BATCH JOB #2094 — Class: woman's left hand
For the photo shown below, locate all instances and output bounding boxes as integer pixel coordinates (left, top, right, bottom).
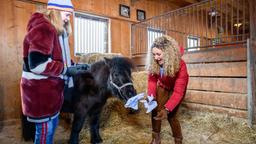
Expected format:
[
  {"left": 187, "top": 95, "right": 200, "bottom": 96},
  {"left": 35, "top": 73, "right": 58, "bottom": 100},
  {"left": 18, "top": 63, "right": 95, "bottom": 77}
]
[{"left": 154, "top": 109, "right": 168, "bottom": 120}]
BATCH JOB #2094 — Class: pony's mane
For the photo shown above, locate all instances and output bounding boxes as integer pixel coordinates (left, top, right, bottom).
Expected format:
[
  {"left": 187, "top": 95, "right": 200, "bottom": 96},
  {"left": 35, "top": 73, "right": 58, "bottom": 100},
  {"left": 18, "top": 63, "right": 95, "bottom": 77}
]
[
  {"left": 110, "top": 57, "right": 135, "bottom": 73},
  {"left": 90, "top": 57, "right": 135, "bottom": 76}
]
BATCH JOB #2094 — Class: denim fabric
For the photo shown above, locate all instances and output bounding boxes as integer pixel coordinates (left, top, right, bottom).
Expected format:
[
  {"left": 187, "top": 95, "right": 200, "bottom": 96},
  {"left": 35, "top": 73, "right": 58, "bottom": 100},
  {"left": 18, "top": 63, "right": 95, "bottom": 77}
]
[
  {"left": 160, "top": 67, "right": 164, "bottom": 78},
  {"left": 34, "top": 116, "right": 59, "bottom": 144}
]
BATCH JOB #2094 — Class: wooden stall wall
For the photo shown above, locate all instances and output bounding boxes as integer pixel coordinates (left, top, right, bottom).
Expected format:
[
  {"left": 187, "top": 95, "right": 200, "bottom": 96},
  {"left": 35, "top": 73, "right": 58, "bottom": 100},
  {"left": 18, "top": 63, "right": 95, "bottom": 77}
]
[
  {"left": 34, "top": 0, "right": 178, "bottom": 57},
  {"left": 0, "top": 0, "right": 37, "bottom": 125},
  {"left": 132, "top": 0, "right": 250, "bottom": 71},
  {"left": 0, "top": 0, "right": 178, "bottom": 123},
  {"left": 131, "top": 7, "right": 225, "bottom": 70},
  {"left": 130, "top": 14, "right": 214, "bottom": 70},
  {"left": 248, "top": 0, "right": 256, "bottom": 125},
  {"left": 182, "top": 44, "right": 248, "bottom": 118}
]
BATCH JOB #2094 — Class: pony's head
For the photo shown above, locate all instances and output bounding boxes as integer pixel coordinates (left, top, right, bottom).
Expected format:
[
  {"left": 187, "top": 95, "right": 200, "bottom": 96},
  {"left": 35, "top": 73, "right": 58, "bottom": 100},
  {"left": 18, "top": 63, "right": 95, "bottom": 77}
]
[{"left": 104, "top": 57, "right": 137, "bottom": 102}]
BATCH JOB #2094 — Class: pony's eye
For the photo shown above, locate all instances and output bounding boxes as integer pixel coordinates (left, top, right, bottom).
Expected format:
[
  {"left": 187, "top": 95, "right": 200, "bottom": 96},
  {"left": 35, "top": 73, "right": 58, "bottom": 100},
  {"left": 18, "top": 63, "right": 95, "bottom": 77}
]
[{"left": 114, "top": 73, "right": 118, "bottom": 78}]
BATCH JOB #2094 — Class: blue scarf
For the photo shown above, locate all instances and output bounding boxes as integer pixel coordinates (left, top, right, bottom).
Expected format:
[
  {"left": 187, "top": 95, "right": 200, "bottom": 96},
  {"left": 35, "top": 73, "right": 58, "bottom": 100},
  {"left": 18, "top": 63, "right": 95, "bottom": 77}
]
[
  {"left": 160, "top": 67, "right": 164, "bottom": 78},
  {"left": 59, "top": 29, "right": 74, "bottom": 88}
]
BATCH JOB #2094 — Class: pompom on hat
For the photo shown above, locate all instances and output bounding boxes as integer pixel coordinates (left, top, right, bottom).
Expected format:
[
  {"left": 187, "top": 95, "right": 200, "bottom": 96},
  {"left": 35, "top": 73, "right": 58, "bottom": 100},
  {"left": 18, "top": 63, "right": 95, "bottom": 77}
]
[{"left": 47, "top": 0, "right": 74, "bottom": 12}]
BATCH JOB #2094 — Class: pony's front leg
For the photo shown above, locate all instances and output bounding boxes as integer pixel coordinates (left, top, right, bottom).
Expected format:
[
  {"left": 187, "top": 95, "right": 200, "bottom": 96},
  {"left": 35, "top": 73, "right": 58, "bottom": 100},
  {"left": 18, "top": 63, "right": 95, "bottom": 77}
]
[
  {"left": 69, "top": 114, "right": 86, "bottom": 144},
  {"left": 89, "top": 113, "right": 103, "bottom": 144}
]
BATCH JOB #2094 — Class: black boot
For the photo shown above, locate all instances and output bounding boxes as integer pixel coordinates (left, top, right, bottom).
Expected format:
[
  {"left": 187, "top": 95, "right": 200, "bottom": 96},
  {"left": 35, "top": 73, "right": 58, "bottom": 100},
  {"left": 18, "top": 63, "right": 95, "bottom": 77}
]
[
  {"left": 150, "top": 131, "right": 161, "bottom": 144},
  {"left": 174, "top": 137, "right": 182, "bottom": 144}
]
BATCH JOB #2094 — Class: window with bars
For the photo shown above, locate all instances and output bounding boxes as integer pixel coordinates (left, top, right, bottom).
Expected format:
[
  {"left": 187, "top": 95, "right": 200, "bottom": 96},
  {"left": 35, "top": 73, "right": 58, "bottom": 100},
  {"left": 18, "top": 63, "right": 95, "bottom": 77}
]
[
  {"left": 74, "top": 12, "right": 109, "bottom": 55},
  {"left": 147, "top": 28, "right": 164, "bottom": 50},
  {"left": 187, "top": 35, "right": 200, "bottom": 51},
  {"left": 145, "top": 28, "right": 164, "bottom": 67}
]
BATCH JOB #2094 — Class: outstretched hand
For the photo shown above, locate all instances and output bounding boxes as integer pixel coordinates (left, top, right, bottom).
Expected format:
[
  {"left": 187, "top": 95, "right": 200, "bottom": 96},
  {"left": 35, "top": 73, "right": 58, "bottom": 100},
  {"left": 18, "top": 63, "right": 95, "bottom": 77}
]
[
  {"left": 65, "top": 64, "right": 90, "bottom": 76},
  {"left": 76, "top": 63, "right": 90, "bottom": 71},
  {"left": 154, "top": 109, "right": 168, "bottom": 120}
]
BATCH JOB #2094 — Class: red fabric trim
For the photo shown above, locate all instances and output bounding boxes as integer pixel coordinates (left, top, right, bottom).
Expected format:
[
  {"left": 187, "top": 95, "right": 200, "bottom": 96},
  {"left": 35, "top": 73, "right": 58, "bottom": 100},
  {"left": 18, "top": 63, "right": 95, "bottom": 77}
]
[
  {"left": 40, "top": 123, "right": 45, "bottom": 144},
  {"left": 44, "top": 123, "right": 48, "bottom": 144}
]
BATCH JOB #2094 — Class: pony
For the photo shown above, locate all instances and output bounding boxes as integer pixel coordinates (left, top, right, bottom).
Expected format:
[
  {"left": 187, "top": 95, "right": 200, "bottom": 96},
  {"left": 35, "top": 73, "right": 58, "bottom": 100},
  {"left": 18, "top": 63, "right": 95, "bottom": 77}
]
[
  {"left": 67, "top": 57, "right": 137, "bottom": 144},
  {"left": 22, "top": 56, "right": 137, "bottom": 144}
]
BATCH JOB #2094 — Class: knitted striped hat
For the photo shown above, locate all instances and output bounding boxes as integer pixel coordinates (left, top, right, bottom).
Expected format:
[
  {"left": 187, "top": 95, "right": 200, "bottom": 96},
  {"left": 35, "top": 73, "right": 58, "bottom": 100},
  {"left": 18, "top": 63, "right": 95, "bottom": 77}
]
[{"left": 47, "top": 0, "right": 74, "bottom": 12}]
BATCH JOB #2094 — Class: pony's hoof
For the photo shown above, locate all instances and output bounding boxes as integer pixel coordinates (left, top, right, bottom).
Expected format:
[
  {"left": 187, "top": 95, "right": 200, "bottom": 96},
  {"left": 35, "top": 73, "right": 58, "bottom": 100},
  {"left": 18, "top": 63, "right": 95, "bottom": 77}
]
[
  {"left": 91, "top": 138, "right": 103, "bottom": 144},
  {"left": 69, "top": 141, "right": 78, "bottom": 144},
  {"left": 68, "top": 139, "right": 79, "bottom": 144}
]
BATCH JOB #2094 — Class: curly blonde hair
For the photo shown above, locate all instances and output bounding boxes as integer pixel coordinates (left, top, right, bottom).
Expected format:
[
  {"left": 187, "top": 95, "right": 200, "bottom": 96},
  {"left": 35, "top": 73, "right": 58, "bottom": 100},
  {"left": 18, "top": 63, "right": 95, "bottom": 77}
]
[{"left": 147, "top": 35, "right": 181, "bottom": 77}]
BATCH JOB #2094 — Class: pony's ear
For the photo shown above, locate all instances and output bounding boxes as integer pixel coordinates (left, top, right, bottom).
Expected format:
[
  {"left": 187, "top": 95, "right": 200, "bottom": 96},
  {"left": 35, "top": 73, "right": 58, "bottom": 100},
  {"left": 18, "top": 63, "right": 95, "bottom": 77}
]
[{"left": 103, "top": 57, "right": 111, "bottom": 67}]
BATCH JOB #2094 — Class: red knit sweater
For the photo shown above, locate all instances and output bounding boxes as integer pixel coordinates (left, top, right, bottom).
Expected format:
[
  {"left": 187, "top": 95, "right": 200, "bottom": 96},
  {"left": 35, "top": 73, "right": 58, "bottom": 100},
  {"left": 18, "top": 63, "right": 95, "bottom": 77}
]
[{"left": 147, "top": 60, "right": 189, "bottom": 111}]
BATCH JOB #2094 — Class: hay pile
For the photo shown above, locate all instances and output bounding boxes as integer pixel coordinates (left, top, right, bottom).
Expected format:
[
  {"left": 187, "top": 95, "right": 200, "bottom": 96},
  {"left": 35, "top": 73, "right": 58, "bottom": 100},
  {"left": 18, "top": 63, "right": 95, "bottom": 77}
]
[
  {"left": 79, "top": 97, "right": 154, "bottom": 144},
  {"left": 78, "top": 53, "right": 122, "bottom": 64},
  {"left": 131, "top": 71, "right": 148, "bottom": 94},
  {"left": 79, "top": 105, "right": 256, "bottom": 144},
  {"left": 179, "top": 110, "right": 256, "bottom": 144}
]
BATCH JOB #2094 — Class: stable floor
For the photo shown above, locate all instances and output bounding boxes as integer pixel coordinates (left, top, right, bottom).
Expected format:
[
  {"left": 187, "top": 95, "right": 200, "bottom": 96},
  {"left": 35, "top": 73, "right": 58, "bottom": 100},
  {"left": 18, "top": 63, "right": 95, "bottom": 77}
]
[{"left": 0, "top": 106, "right": 256, "bottom": 144}]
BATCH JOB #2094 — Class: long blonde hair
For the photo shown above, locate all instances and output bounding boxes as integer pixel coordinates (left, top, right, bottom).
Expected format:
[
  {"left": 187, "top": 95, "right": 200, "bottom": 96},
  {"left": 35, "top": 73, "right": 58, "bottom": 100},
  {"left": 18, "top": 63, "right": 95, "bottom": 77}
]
[
  {"left": 43, "top": 9, "right": 72, "bottom": 35},
  {"left": 147, "top": 35, "right": 181, "bottom": 77}
]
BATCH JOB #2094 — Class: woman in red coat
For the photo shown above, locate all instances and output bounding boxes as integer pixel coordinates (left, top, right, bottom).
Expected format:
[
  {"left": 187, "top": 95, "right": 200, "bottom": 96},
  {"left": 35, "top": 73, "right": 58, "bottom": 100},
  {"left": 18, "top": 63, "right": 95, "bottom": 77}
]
[
  {"left": 20, "top": 0, "right": 88, "bottom": 143},
  {"left": 147, "top": 35, "right": 189, "bottom": 144}
]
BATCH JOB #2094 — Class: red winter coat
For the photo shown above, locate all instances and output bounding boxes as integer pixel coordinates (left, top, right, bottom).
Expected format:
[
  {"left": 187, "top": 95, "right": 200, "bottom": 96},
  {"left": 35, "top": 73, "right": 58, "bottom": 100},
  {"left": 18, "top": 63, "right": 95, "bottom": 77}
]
[
  {"left": 147, "top": 60, "right": 189, "bottom": 111},
  {"left": 20, "top": 13, "right": 65, "bottom": 118}
]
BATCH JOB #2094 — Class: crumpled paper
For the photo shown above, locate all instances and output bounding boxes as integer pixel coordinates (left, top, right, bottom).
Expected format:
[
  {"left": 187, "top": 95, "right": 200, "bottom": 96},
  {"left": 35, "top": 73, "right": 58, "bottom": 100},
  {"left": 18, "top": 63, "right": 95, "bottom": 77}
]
[{"left": 125, "top": 93, "right": 157, "bottom": 113}]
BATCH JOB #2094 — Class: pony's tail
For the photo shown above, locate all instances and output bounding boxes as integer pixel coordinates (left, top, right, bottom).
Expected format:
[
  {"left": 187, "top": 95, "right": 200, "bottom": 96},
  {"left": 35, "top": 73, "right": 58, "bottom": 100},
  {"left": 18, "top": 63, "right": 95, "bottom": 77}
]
[{"left": 21, "top": 114, "right": 35, "bottom": 141}]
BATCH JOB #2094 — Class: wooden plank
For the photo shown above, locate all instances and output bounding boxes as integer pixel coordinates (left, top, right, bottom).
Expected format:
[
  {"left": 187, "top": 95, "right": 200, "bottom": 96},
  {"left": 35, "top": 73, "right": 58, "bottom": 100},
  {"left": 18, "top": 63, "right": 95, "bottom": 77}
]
[
  {"left": 0, "top": 0, "right": 36, "bottom": 122},
  {"left": 182, "top": 102, "right": 247, "bottom": 118},
  {"left": 135, "top": 66, "right": 146, "bottom": 71},
  {"left": 0, "top": 119, "right": 20, "bottom": 127},
  {"left": 249, "top": 0, "right": 256, "bottom": 126},
  {"left": 183, "top": 46, "right": 247, "bottom": 64},
  {"left": 110, "top": 19, "right": 121, "bottom": 54},
  {"left": 187, "top": 62, "right": 247, "bottom": 77},
  {"left": 111, "top": 20, "right": 132, "bottom": 56},
  {"left": 132, "top": 54, "right": 147, "bottom": 66},
  {"left": 120, "top": 21, "right": 131, "bottom": 56},
  {"left": 188, "top": 77, "right": 247, "bottom": 94},
  {"left": 247, "top": 39, "right": 256, "bottom": 126},
  {"left": 184, "top": 90, "right": 247, "bottom": 110},
  {"left": 249, "top": 0, "right": 256, "bottom": 39}
]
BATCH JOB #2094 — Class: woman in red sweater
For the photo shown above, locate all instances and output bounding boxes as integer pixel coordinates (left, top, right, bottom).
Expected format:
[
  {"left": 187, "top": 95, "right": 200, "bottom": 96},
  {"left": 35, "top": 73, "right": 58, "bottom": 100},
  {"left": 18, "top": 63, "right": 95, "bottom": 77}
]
[{"left": 147, "top": 35, "right": 189, "bottom": 144}]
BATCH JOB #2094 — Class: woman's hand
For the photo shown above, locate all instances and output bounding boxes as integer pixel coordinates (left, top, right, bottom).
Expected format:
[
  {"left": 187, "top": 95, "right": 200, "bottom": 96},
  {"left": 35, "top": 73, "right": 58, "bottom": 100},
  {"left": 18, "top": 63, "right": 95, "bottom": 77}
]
[
  {"left": 154, "top": 109, "right": 168, "bottom": 120},
  {"left": 65, "top": 64, "right": 89, "bottom": 76}
]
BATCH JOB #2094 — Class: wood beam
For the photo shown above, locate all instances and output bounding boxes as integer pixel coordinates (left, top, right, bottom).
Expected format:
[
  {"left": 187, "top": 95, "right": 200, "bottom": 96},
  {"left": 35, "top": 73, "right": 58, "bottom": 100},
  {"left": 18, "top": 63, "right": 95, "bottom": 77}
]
[
  {"left": 183, "top": 0, "right": 200, "bottom": 4},
  {"left": 247, "top": 0, "right": 256, "bottom": 127},
  {"left": 183, "top": 46, "right": 247, "bottom": 64},
  {"left": 187, "top": 62, "right": 247, "bottom": 77},
  {"left": 185, "top": 90, "right": 247, "bottom": 110},
  {"left": 188, "top": 77, "right": 247, "bottom": 93}
]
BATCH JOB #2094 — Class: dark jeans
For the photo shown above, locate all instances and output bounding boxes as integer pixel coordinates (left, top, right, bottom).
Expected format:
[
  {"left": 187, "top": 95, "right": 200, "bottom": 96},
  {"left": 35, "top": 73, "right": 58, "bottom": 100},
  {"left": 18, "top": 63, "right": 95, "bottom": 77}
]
[{"left": 151, "top": 86, "right": 183, "bottom": 140}]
